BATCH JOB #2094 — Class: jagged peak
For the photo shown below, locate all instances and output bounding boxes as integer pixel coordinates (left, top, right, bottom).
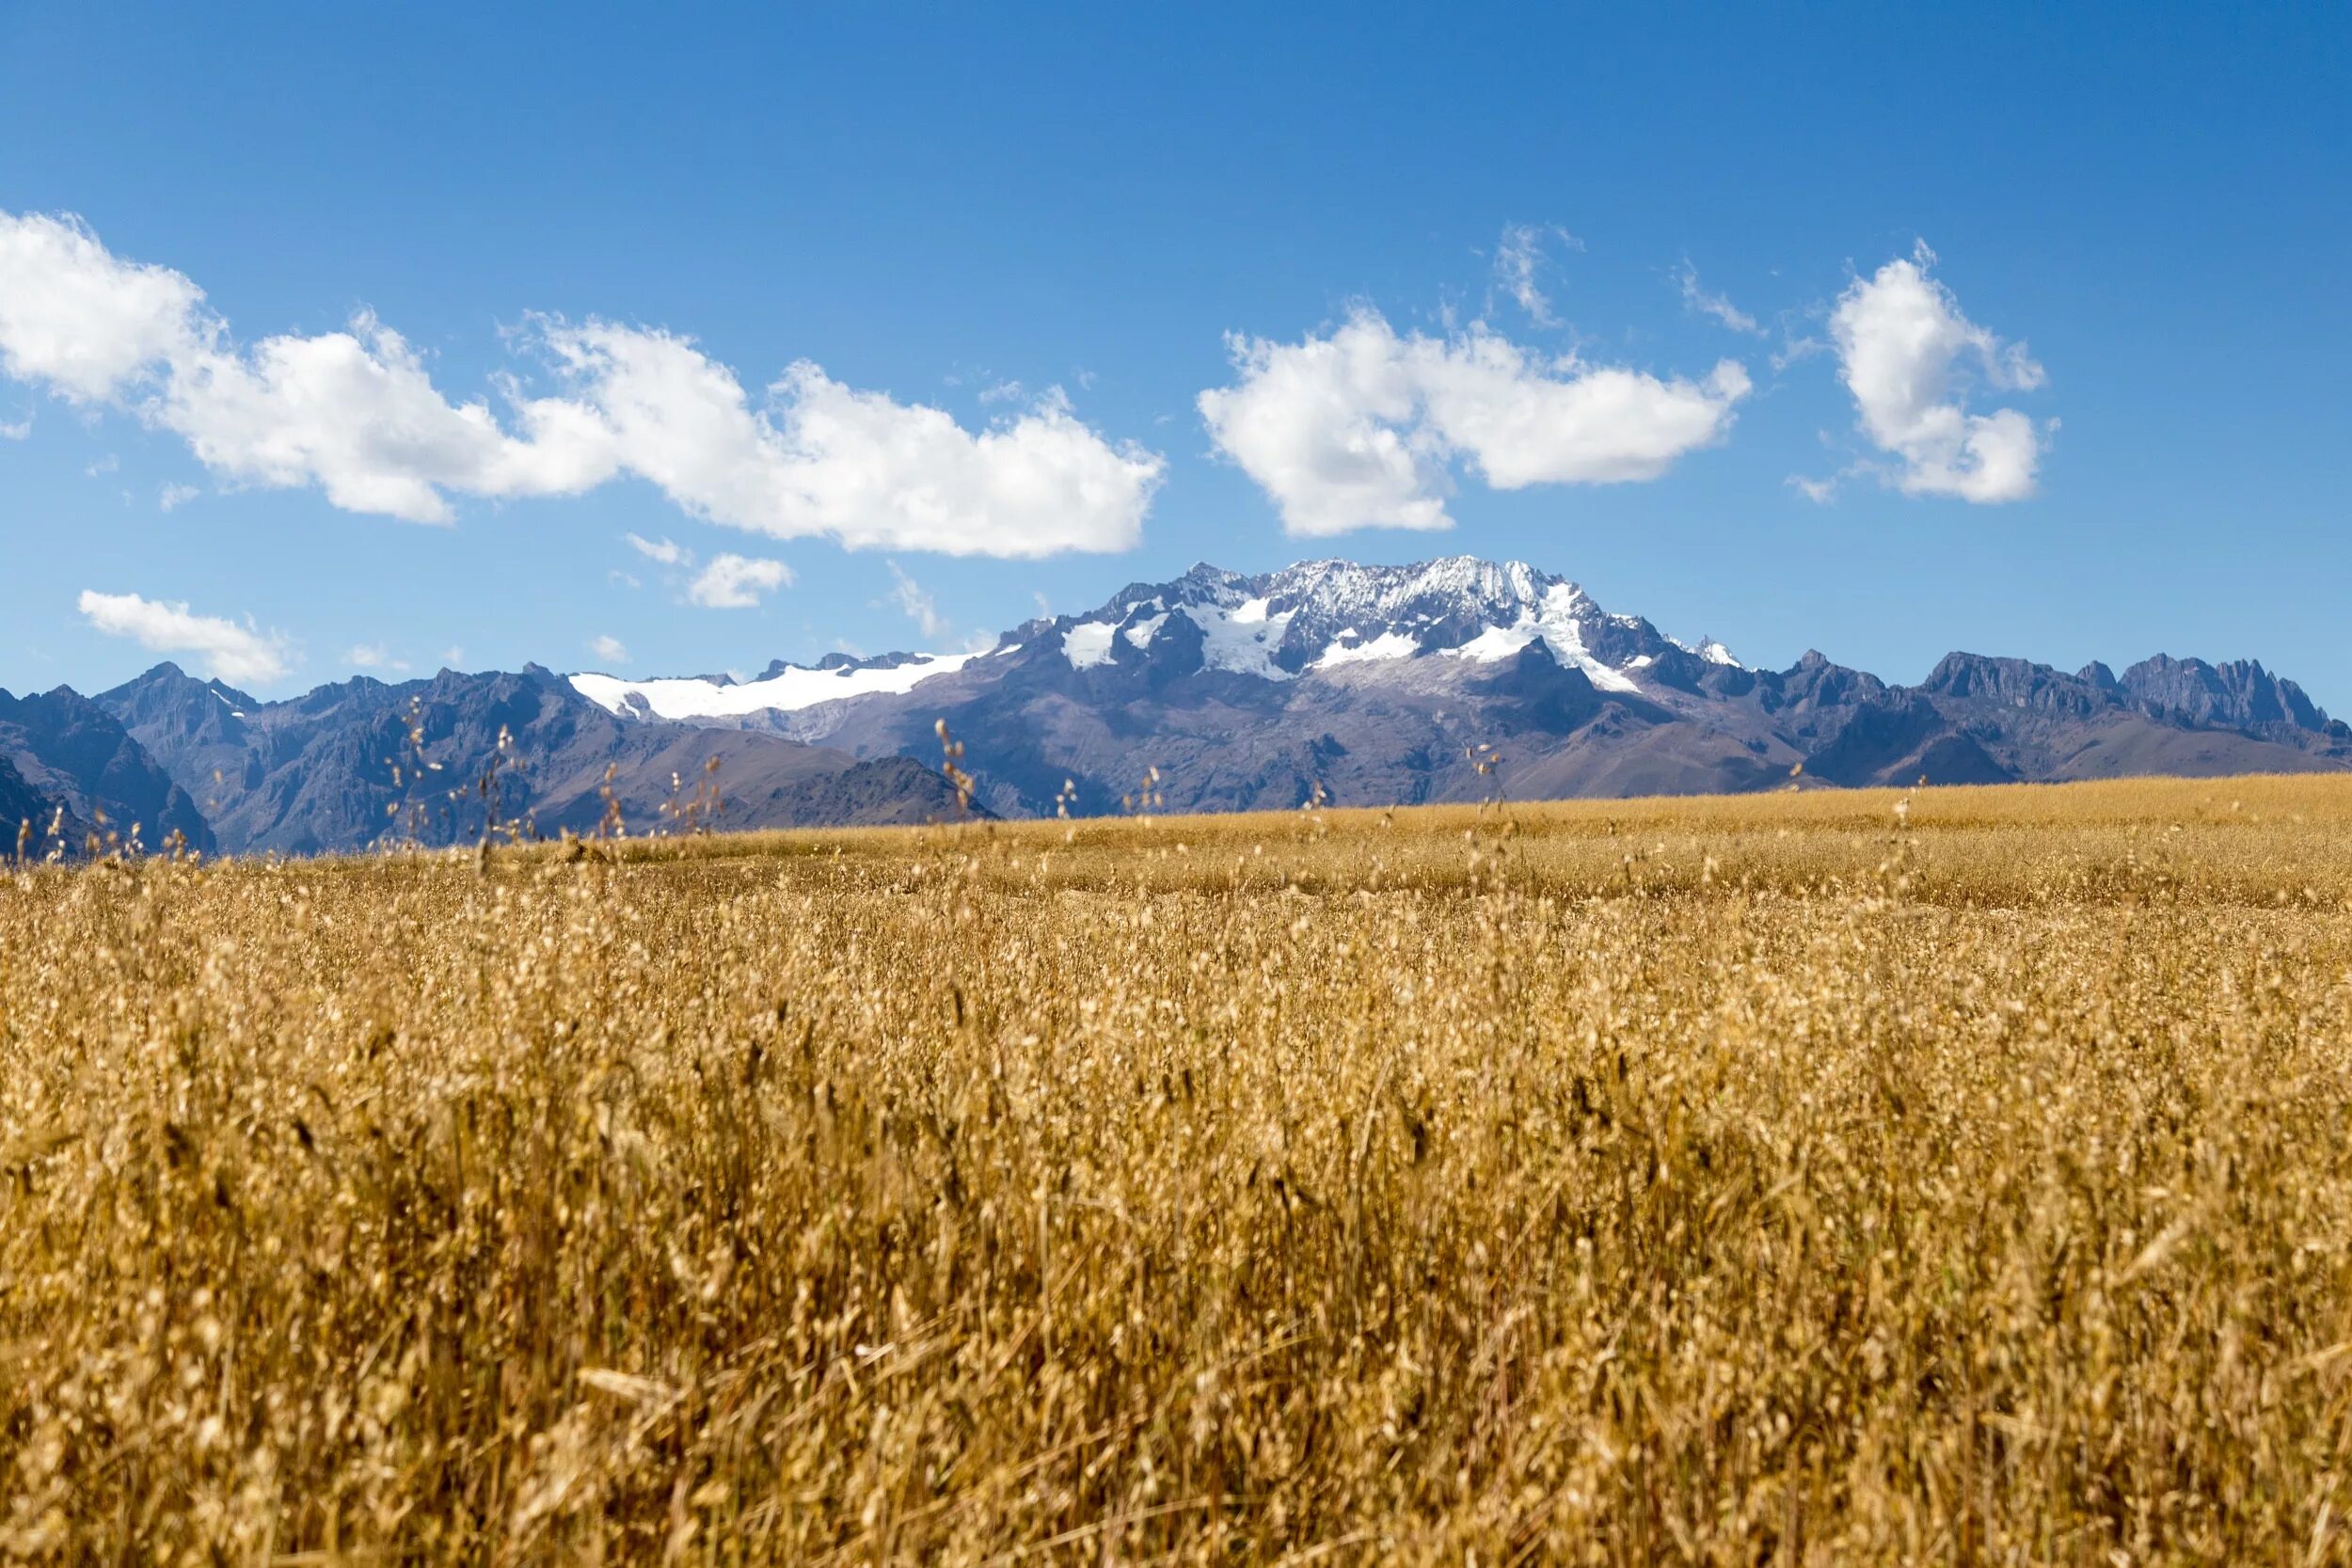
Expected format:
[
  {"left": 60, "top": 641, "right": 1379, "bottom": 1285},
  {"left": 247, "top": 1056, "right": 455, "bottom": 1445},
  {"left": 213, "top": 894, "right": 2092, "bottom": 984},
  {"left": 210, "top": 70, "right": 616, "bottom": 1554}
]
[
  {"left": 2120, "top": 652, "right": 2328, "bottom": 731},
  {"left": 96, "top": 661, "right": 198, "bottom": 700}
]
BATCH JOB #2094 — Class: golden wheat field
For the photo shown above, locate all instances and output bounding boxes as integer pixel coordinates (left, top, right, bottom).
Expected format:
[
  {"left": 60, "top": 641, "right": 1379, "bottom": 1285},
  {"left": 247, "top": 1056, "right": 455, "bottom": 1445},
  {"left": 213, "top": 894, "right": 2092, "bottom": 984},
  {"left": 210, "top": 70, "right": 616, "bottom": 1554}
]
[{"left": 7, "top": 774, "right": 2352, "bottom": 1564}]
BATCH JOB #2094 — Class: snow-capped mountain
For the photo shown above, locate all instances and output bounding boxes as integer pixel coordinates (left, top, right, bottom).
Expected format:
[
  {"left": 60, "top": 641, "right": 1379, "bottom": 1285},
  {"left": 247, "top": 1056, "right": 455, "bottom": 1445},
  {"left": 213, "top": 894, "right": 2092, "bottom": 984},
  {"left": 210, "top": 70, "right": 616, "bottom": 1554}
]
[
  {"left": 567, "top": 554, "right": 2350, "bottom": 820},
  {"left": 575, "top": 557, "right": 1744, "bottom": 721},
  {"left": 1048, "top": 558, "right": 1712, "bottom": 690}
]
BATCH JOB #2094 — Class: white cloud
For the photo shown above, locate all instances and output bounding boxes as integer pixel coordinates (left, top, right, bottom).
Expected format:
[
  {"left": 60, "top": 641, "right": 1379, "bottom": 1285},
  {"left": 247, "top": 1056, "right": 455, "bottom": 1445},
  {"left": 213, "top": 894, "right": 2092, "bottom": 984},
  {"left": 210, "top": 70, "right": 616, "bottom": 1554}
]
[
  {"left": 158, "top": 482, "right": 199, "bottom": 511},
  {"left": 589, "top": 634, "right": 628, "bottom": 665},
  {"left": 687, "top": 551, "right": 791, "bottom": 609},
  {"left": 0, "top": 212, "right": 607, "bottom": 523},
  {"left": 624, "top": 531, "right": 687, "bottom": 564},
  {"left": 1830, "top": 242, "right": 2048, "bottom": 503},
  {"left": 1675, "top": 261, "right": 1761, "bottom": 335},
  {"left": 0, "top": 214, "right": 210, "bottom": 403},
  {"left": 1493, "top": 223, "right": 1578, "bottom": 327},
  {"left": 161, "top": 312, "right": 613, "bottom": 523},
  {"left": 443, "top": 645, "right": 466, "bottom": 668},
  {"left": 0, "top": 209, "right": 1165, "bottom": 553},
  {"left": 0, "top": 415, "right": 28, "bottom": 440},
  {"left": 346, "top": 642, "right": 410, "bottom": 672},
  {"left": 535, "top": 324, "right": 1165, "bottom": 556},
  {"left": 885, "top": 561, "right": 949, "bottom": 640},
  {"left": 1199, "top": 309, "right": 1751, "bottom": 536},
  {"left": 1414, "top": 336, "right": 1753, "bottom": 491},
  {"left": 77, "top": 589, "right": 293, "bottom": 685},
  {"left": 1199, "top": 315, "right": 1448, "bottom": 535}
]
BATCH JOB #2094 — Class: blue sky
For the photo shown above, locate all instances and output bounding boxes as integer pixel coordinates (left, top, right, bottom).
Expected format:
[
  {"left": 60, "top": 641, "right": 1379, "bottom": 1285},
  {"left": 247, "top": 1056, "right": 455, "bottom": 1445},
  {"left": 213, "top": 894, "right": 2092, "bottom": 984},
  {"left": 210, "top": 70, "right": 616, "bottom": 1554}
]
[{"left": 2, "top": 1, "right": 2346, "bottom": 705}]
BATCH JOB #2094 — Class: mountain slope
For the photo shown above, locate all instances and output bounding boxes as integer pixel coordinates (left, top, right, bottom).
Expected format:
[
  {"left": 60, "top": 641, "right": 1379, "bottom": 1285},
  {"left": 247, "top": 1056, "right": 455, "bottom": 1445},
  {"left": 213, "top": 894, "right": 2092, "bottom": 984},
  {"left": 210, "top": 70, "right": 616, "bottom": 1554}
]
[
  {"left": 98, "top": 663, "right": 974, "bottom": 856},
  {"left": 570, "top": 555, "right": 2352, "bottom": 816},
  {"left": 0, "top": 752, "right": 53, "bottom": 852},
  {"left": 0, "top": 684, "right": 217, "bottom": 854}
]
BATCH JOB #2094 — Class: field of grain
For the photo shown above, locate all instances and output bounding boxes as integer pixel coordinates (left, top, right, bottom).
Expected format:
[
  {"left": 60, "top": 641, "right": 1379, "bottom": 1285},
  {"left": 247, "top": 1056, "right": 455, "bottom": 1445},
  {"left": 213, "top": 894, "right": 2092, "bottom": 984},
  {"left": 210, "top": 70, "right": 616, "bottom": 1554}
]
[{"left": 7, "top": 774, "right": 2352, "bottom": 1563}]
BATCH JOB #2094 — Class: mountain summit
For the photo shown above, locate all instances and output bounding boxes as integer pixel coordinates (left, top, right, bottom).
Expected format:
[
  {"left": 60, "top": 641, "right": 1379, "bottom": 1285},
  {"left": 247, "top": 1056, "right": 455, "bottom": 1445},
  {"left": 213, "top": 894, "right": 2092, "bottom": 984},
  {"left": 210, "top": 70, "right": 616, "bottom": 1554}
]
[{"left": 1043, "top": 556, "right": 1727, "bottom": 689}]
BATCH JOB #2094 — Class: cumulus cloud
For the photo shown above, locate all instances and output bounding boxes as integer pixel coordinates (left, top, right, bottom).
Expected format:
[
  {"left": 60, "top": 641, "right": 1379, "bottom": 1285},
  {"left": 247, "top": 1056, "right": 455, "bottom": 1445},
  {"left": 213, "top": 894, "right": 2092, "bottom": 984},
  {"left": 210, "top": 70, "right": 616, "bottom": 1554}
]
[
  {"left": 158, "top": 483, "right": 199, "bottom": 512},
  {"left": 1675, "top": 261, "right": 1761, "bottom": 335},
  {"left": 163, "top": 312, "right": 613, "bottom": 522},
  {"left": 535, "top": 325, "right": 1164, "bottom": 556},
  {"left": 1199, "top": 309, "right": 1751, "bottom": 536},
  {"left": 1200, "top": 314, "right": 1441, "bottom": 534},
  {"left": 1829, "top": 242, "right": 2048, "bottom": 503},
  {"left": 77, "top": 589, "right": 293, "bottom": 685},
  {"left": 686, "top": 552, "right": 791, "bottom": 609},
  {"left": 0, "top": 210, "right": 1165, "bottom": 554},
  {"left": 0, "top": 214, "right": 210, "bottom": 403},
  {"left": 0, "top": 214, "right": 604, "bottom": 523},
  {"left": 588, "top": 634, "right": 629, "bottom": 665},
  {"left": 0, "top": 416, "right": 28, "bottom": 440}
]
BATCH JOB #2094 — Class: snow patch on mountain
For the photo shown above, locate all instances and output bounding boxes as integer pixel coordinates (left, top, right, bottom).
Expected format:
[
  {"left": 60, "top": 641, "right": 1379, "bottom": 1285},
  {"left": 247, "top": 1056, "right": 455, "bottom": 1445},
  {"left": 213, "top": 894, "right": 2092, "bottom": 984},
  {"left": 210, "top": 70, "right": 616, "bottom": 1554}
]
[
  {"left": 572, "top": 649, "right": 996, "bottom": 721},
  {"left": 1062, "top": 622, "right": 1118, "bottom": 670},
  {"left": 1083, "top": 583, "right": 1301, "bottom": 679},
  {"left": 1311, "top": 629, "right": 1422, "bottom": 669},
  {"left": 1438, "top": 582, "right": 1642, "bottom": 691},
  {"left": 1195, "top": 595, "right": 1296, "bottom": 679}
]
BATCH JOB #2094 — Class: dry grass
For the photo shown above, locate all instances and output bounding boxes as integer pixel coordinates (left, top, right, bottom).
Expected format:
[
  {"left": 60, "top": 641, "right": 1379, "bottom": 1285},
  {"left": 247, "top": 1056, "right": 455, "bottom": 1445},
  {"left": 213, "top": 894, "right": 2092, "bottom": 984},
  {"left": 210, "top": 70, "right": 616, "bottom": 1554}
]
[{"left": 7, "top": 773, "right": 2352, "bottom": 1562}]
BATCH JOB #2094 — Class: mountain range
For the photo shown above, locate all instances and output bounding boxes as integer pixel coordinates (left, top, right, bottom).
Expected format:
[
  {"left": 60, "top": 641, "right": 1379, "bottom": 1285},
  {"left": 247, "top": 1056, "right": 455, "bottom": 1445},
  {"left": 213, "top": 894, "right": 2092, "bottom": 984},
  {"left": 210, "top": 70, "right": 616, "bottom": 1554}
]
[
  {"left": 5, "top": 555, "right": 2344, "bottom": 857},
  {"left": 569, "top": 557, "right": 2350, "bottom": 818}
]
